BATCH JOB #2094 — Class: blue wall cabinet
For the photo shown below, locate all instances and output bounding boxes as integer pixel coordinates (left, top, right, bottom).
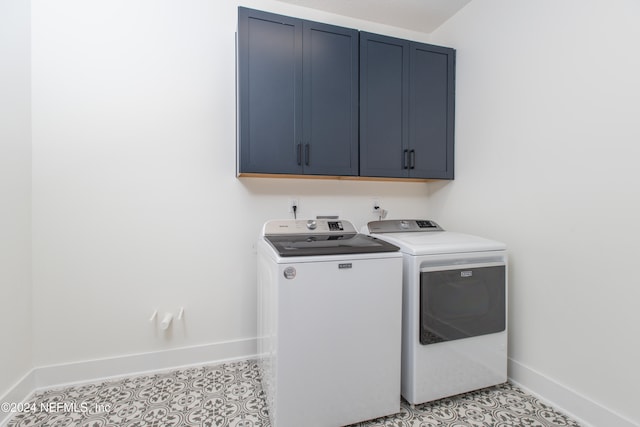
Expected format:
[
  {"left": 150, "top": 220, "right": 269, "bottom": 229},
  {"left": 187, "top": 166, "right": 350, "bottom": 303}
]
[
  {"left": 360, "top": 32, "right": 455, "bottom": 179},
  {"left": 237, "top": 8, "right": 359, "bottom": 176}
]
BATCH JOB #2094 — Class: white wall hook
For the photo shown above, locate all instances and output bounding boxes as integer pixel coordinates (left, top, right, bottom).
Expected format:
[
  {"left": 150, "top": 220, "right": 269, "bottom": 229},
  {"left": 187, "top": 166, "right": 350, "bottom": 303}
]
[{"left": 160, "top": 312, "right": 173, "bottom": 330}]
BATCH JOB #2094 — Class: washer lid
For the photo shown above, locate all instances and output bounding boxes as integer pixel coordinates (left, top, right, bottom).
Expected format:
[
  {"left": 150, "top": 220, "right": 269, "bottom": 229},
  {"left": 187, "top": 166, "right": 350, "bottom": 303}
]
[
  {"left": 264, "top": 233, "right": 400, "bottom": 257},
  {"left": 262, "top": 219, "right": 400, "bottom": 257}
]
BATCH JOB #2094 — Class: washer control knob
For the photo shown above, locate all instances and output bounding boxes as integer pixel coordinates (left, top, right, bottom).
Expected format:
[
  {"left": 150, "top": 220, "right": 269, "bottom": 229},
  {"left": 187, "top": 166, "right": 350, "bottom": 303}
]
[
  {"left": 400, "top": 220, "right": 410, "bottom": 229},
  {"left": 306, "top": 220, "right": 317, "bottom": 230}
]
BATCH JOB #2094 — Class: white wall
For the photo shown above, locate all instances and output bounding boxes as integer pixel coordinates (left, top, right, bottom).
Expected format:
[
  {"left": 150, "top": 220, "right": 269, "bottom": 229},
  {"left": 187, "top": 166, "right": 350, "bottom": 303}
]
[
  {"left": 428, "top": 0, "right": 640, "bottom": 424},
  {"left": 30, "top": 0, "right": 432, "bottom": 367},
  {"left": 0, "top": 0, "right": 32, "bottom": 397}
]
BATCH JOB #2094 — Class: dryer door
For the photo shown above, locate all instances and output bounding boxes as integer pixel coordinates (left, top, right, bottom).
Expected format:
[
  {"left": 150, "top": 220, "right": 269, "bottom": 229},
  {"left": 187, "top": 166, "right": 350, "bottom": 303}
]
[{"left": 420, "top": 263, "right": 505, "bottom": 345}]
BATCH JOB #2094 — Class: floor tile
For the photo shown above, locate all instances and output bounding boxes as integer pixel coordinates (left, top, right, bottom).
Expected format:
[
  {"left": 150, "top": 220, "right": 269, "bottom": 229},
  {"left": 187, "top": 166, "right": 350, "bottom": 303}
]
[{"left": 6, "top": 359, "right": 580, "bottom": 427}]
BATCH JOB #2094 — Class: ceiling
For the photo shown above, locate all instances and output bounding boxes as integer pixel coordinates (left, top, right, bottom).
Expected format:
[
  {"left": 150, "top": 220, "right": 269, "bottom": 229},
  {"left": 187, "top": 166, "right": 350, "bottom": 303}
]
[{"left": 274, "top": 0, "right": 472, "bottom": 33}]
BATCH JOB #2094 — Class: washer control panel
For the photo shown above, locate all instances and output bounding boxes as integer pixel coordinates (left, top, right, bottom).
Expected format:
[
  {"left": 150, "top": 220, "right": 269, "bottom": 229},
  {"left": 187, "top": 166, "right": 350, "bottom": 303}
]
[
  {"left": 265, "top": 219, "right": 353, "bottom": 236},
  {"left": 367, "top": 219, "right": 444, "bottom": 233}
]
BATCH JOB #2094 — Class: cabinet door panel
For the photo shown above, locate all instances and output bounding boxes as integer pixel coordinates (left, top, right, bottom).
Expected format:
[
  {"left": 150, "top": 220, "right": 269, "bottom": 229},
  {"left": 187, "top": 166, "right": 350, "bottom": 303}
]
[
  {"left": 409, "top": 43, "right": 455, "bottom": 179},
  {"left": 238, "top": 8, "right": 303, "bottom": 174},
  {"left": 360, "top": 33, "right": 409, "bottom": 178},
  {"left": 303, "top": 22, "right": 358, "bottom": 175},
  {"left": 239, "top": 9, "right": 455, "bottom": 180}
]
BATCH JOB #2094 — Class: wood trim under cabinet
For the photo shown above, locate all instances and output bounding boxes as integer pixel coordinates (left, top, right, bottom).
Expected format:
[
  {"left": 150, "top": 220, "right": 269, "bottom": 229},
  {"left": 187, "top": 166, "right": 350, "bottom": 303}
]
[{"left": 237, "top": 173, "right": 437, "bottom": 183}]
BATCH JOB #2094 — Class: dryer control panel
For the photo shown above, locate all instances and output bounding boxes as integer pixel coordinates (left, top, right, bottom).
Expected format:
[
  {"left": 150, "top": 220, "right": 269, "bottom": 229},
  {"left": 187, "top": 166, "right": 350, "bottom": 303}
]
[{"left": 367, "top": 219, "right": 444, "bottom": 233}]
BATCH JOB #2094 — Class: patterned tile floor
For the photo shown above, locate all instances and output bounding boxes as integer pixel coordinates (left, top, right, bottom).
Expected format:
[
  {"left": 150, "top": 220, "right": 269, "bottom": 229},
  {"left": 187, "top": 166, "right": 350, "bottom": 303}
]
[{"left": 5, "top": 359, "right": 581, "bottom": 427}]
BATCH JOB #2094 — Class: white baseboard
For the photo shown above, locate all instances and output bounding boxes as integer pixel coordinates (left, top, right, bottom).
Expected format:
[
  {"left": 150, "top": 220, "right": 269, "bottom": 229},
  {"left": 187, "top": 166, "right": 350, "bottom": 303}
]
[
  {"left": 0, "top": 337, "right": 257, "bottom": 427},
  {"left": 508, "top": 358, "right": 638, "bottom": 427},
  {"left": 0, "top": 370, "right": 36, "bottom": 427}
]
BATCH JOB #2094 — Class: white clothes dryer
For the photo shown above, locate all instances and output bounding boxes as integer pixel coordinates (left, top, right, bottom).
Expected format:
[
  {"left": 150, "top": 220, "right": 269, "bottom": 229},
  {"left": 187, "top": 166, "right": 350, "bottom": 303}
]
[{"left": 365, "top": 219, "right": 508, "bottom": 405}]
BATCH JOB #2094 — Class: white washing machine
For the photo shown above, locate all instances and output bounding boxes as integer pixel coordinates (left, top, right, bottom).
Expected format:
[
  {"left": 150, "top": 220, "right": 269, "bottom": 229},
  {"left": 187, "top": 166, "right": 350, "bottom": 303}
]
[
  {"left": 257, "top": 219, "right": 403, "bottom": 427},
  {"left": 365, "top": 219, "right": 508, "bottom": 405}
]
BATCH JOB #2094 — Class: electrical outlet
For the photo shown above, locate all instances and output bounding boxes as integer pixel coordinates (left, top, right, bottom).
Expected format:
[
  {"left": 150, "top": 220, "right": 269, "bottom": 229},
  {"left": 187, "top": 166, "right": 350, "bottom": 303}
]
[{"left": 372, "top": 198, "right": 381, "bottom": 213}]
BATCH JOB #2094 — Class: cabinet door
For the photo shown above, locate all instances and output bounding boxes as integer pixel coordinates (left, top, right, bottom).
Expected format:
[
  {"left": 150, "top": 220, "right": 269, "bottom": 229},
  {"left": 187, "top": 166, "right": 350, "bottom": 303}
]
[
  {"left": 359, "top": 32, "right": 410, "bottom": 178},
  {"left": 237, "top": 8, "right": 303, "bottom": 174},
  {"left": 302, "top": 22, "right": 359, "bottom": 176},
  {"left": 409, "top": 42, "right": 455, "bottom": 179}
]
